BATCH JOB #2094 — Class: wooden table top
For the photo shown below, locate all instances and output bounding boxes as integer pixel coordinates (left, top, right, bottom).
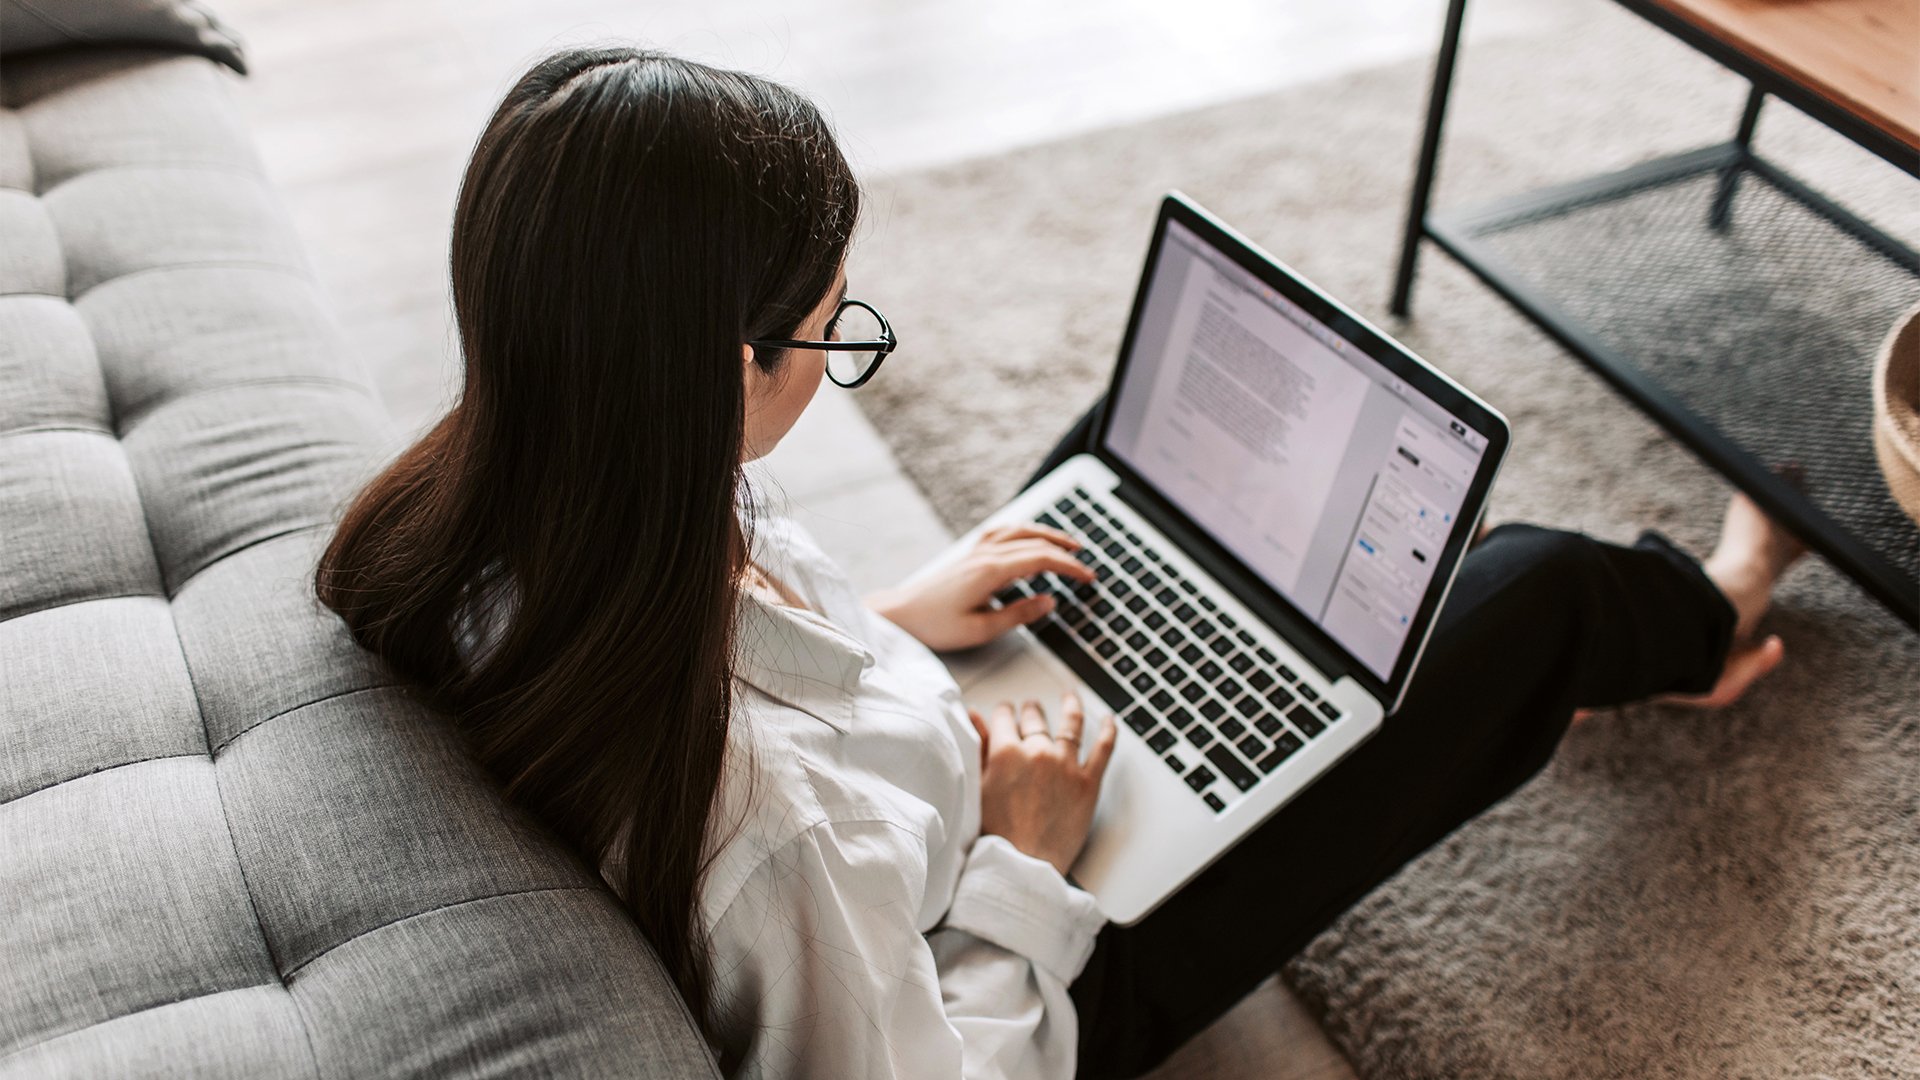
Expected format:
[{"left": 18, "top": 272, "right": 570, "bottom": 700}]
[{"left": 1643, "top": 0, "right": 1920, "bottom": 155}]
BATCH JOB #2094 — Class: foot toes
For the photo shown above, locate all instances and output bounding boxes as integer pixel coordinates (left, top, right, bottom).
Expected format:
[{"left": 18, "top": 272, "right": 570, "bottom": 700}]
[{"left": 1669, "top": 634, "right": 1785, "bottom": 709}]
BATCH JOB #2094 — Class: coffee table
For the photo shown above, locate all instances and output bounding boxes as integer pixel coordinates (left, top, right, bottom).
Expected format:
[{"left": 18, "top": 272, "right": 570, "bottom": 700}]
[{"left": 1389, "top": 0, "right": 1920, "bottom": 629}]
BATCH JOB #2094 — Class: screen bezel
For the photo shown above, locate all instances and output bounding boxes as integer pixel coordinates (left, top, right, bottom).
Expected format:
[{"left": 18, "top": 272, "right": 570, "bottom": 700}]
[{"left": 1094, "top": 192, "right": 1510, "bottom": 712}]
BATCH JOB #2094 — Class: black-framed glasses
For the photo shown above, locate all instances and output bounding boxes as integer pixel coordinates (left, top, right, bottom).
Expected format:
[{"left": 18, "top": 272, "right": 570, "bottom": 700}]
[{"left": 748, "top": 298, "right": 897, "bottom": 389}]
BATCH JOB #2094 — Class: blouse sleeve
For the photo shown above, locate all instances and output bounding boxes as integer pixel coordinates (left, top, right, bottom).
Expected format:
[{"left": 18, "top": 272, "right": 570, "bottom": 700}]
[{"left": 710, "top": 821, "right": 1105, "bottom": 1080}]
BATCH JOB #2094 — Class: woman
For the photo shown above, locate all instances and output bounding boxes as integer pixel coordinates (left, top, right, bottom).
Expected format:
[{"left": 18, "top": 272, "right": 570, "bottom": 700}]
[{"left": 317, "top": 47, "right": 1802, "bottom": 1079}]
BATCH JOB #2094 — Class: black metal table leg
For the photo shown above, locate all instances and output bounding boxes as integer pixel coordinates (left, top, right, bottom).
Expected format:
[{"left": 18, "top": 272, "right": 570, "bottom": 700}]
[
  {"left": 1708, "top": 85, "right": 1766, "bottom": 229},
  {"left": 1390, "top": 0, "right": 1471, "bottom": 317}
]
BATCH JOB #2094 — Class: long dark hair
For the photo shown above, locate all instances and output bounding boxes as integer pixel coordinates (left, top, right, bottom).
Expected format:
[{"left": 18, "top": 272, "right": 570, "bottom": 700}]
[{"left": 315, "top": 47, "right": 859, "bottom": 1036}]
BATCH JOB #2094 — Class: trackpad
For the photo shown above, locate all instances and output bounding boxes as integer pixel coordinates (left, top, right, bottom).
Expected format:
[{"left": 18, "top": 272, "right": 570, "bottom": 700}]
[{"left": 948, "top": 635, "right": 1121, "bottom": 720}]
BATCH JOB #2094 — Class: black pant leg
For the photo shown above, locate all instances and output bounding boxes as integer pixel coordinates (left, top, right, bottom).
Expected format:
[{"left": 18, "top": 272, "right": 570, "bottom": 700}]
[{"left": 1069, "top": 524, "right": 1737, "bottom": 1079}]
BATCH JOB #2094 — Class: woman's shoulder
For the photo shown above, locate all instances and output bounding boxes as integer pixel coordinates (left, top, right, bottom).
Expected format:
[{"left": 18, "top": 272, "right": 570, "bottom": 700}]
[{"left": 700, "top": 680, "right": 940, "bottom": 926}]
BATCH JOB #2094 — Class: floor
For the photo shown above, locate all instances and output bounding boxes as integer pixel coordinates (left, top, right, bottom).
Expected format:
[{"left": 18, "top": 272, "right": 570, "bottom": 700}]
[{"left": 214, "top": 0, "right": 1546, "bottom": 1074}]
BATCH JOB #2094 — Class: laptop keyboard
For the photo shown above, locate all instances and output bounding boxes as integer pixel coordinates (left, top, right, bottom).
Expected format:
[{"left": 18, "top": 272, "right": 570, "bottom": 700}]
[{"left": 994, "top": 486, "right": 1346, "bottom": 813}]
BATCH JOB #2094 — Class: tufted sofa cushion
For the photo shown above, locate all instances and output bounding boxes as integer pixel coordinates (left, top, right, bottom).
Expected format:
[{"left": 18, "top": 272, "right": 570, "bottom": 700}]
[{"left": 0, "top": 47, "right": 718, "bottom": 1078}]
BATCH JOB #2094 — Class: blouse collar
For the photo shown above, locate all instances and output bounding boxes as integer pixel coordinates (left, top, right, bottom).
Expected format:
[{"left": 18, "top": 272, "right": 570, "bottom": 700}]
[{"left": 731, "top": 589, "right": 872, "bottom": 735}]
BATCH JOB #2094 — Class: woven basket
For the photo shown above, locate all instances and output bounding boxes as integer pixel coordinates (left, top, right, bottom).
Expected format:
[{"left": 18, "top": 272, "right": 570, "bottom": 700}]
[{"left": 1876, "top": 303, "right": 1920, "bottom": 527}]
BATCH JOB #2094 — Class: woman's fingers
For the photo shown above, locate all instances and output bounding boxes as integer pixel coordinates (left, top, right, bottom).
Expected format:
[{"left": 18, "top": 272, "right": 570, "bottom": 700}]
[
  {"left": 1082, "top": 711, "right": 1118, "bottom": 780},
  {"left": 986, "top": 701, "right": 1021, "bottom": 747},
  {"left": 983, "top": 541, "right": 1094, "bottom": 586},
  {"left": 1017, "top": 699, "right": 1050, "bottom": 740},
  {"left": 1055, "top": 691, "right": 1085, "bottom": 747},
  {"left": 983, "top": 522, "right": 1081, "bottom": 551},
  {"left": 981, "top": 593, "right": 1055, "bottom": 637}
]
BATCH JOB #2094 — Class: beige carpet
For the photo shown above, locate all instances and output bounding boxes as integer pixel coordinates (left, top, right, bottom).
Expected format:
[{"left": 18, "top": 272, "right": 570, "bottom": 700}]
[{"left": 849, "top": 2, "right": 1920, "bottom": 1076}]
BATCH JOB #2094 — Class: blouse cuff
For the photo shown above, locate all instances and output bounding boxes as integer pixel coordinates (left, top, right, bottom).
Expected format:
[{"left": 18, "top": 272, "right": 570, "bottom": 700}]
[{"left": 943, "top": 834, "right": 1108, "bottom": 982}]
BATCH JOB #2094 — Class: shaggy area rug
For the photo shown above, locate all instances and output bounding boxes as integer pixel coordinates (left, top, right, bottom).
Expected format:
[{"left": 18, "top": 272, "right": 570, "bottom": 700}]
[{"left": 849, "top": 1, "right": 1920, "bottom": 1076}]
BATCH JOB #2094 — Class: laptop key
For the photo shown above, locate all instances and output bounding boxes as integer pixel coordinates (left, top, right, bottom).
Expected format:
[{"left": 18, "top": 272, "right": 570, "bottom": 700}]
[
  {"left": 1206, "top": 746, "right": 1259, "bottom": 792},
  {"left": 1155, "top": 587, "right": 1179, "bottom": 606},
  {"left": 1278, "top": 730, "right": 1304, "bottom": 753},
  {"left": 1197, "top": 660, "right": 1223, "bottom": 682},
  {"left": 1122, "top": 708, "right": 1155, "bottom": 735},
  {"left": 1110, "top": 614, "right": 1133, "bottom": 634},
  {"left": 1164, "top": 753, "right": 1185, "bottom": 773},
  {"left": 1148, "top": 689, "right": 1175, "bottom": 711},
  {"left": 1228, "top": 654, "right": 1254, "bottom": 673},
  {"left": 1209, "top": 636, "right": 1234, "bottom": 656},
  {"left": 1317, "top": 701, "right": 1342, "bottom": 722},
  {"left": 1255, "top": 715, "right": 1283, "bottom": 737},
  {"left": 1126, "top": 631, "right": 1150, "bottom": 651},
  {"left": 1234, "top": 695, "right": 1263, "bottom": 719},
  {"left": 1125, "top": 595, "right": 1149, "bottom": 614},
  {"left": 1094, "top": 639, "right": 1119, "bottom": 659},
  {"left": 1298, "top": 684, "right": 1321, "bottom": 703},
  {"left": 1218, "top": 717, "right": 1245, "bottom": 740},
  {"left": 1168, "top": 707, "right": 1198, "bottom": 731},
  {"left": 1163, "top": 628, "right": 1187, "bottom": 648},
  {"left": 1236, "top": 734, "right": 1265, "bottom": 760},
  {"left": 1255, "top": 734, "right": 1303, "bottom": 773},
  {"left": 1146, "top": 728, "right": 1177, "bottom": 753},
  {"left": 1114, "top": 655, "right": 1138, "bottom": 676},
  {"left": 1248, "top": 670, "right": 1275, "bottom": 691},
  {"left": 1143, "top": 646, "right": 1168, "bottom": 667},
  {"left": 1204, "top": 791, "right": 1227, "bottom": 813},
  {"left": 1185, "top": 766, "right": 1216, "bottom": 792},
  {"left": 1287, "top": 703, "right": 1326, "bottom": 738},
  {"left": 1179, "top": 644, "right": 1205, "bottom": 664},
  {"left": 1180, "top": 682, "right": 1207, "bottom": 703},
  {"left": 1256, "top": 646, "right": 1278, "bottom": 665},
  {"left": 1278, "top": 664, "right": 1298, "bottom": 683},
  {"left": 1130, "top": 672, "right": 1155, "bottom": 695},
  {"left": 1193, "top": 618, "right": 1218, "bottom": 639},
  {"left": 1036, "top": 622, "right": 1131, "bottom": 708},
  {"left": 1199, "top": 699, "right": 1226, "bottom": 721},
  {"left": 1143, "top": 611, "right": 1167, "bottom": 630},
  {"left": 1187, "top": 726, "right": 1215, "bottom": 749},
  {"left": 1173, "top": 603, "right": 1197, "bottom": 622}
]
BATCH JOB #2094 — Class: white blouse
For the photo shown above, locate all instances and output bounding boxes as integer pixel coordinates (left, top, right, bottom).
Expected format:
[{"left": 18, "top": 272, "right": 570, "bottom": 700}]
[{"left": 688, "top": 514, "right": 1107, "bottom": 1079}]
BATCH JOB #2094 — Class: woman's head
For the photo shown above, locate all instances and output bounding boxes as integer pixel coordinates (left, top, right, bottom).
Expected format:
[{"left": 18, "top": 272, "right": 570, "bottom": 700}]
[
  {"left": 316, "top": 46, "right": 859, "bottom": 1039},
  {"left": 453, "top": 46, "right": 860, "bottom": 471}
]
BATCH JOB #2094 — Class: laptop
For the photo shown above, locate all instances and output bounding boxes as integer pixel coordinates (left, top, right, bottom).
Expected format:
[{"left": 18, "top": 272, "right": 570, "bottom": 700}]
[{"left": 908, "top": 193, "right": 1510, "bottom": 925}]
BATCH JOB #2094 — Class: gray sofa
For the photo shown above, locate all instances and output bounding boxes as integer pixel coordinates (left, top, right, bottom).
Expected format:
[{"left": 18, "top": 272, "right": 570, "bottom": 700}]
[{"left": 0, "top": 26, "right": 717, "bottom": 1080}]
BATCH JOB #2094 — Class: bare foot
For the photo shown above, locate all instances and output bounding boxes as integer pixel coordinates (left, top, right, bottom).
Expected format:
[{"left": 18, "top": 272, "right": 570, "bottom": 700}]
[
  {"left": 1703, "top": 492, "right": 1805, "bottom": 643},
  {"left": 1660, "top": 634, "right": 1786, "bottom": 709},
  {"left": 1659, "top": 492, "right": 1805, "bottom": 709}
]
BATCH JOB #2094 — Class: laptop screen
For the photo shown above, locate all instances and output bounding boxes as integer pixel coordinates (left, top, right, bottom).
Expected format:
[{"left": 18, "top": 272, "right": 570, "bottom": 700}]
[{"left": 1104, "top": 218, "right": 1491, "bottom": 680}]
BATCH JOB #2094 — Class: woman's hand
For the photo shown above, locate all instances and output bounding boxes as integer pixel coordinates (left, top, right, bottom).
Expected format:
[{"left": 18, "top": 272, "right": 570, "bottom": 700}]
[
  {"left": 867, "top": 524, "right": 1095, "bottom": 652},
  {"left": 970, "top": 693, "right": 1118, "bottom": 876}
]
